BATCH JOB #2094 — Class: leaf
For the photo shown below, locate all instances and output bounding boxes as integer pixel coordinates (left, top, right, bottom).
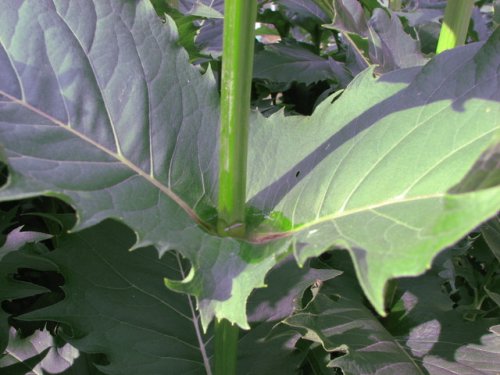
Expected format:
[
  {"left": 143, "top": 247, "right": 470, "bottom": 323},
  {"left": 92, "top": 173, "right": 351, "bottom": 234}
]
[
  {"left": 253, "top": 41, "right": 351, "bottom": 85},
  {"left": 1, "top": 347, "right": 51, "bottom": 375},
  {"left": 283, "top": 255, "right": 430, "bottom": 375},
  {"left": 150, "top": 0, "right": 223, "bottom": 62},
  {"left": 284, "top": 252, "right": 500, "bottom": 375},
  {"left": 470, "top": 7, "right": 492, "bottom": 42},
  {"left": 395, "top": 5, "right": 444, "bottom": 28},
  {"left": 328, "top": 0, "right": 369, "bottom": 36},
  {"left": 278, "top": 0, "right": 330, "bottom": 24},
  {"left": 0, "top": 227, "right": 53, "bottom": 352},
  {"left": 150, "top": 1, "right": 205, "bottom": 62},
  {"left": 482, "top": 215, "right": 500, "bottom": 262},
  {"left": 247, "top": 30, "right": 500, "bottom": 315},
  {"left": 384, "top": 252, "right": 500, "bottom": 375},
  {"left": 0, "top": 0, "right": 219, "bottom": 249},
  {"left": 0, "top": 328, "right": 85, "bottom": 375},
  {"left": 1, "top": 0, "right": 499, "bottom": 332},
  {"left": 2, "top": 221, "right": 213, "bottom": 374},
  {"left": 247, "top": 256, "right": 341, "bottom": 323},
  {"left": 0, "top": 221, "right": 310, "bottom": 374},
  {"left": 195, "top": 18, "right": 224, "bottom": 57},
  {"left": 367, "top": 8, "right": 428, "bottom": 72},
  {"left": 326, "top": 1, "right": 428, "bottom": 72},
  {"left": 0, "top": 226, "right": 51, "bottom": 262},
  {"left": 420, "top": 326, "right": 500, "bottom": 375},
  {"left": 0, "top": 0, "right": 288, "bottom": 331},
  {"left": 237, "top": 322, "right": 306, "bottom": 375},
  {"left": 451, "top": 133, "right": 500, "bottom": 193},
  {"left": 187, "top": 3, "right": 223, "bottom": 19}
]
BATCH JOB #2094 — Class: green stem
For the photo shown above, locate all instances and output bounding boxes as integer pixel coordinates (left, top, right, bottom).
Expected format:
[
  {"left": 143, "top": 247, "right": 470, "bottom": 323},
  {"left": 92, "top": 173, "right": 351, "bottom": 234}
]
[
  {"left": 217, "top": 0, "right": 257, "bottom": 236},
  {"left": 436, "top": 0, "right": 474, "bottom": 54},
  {"left": 214, "top": 319, "right": 240, "bottom": 374},
  {"left": 215, "top": 0, "right": 257, "bottom": 374}
]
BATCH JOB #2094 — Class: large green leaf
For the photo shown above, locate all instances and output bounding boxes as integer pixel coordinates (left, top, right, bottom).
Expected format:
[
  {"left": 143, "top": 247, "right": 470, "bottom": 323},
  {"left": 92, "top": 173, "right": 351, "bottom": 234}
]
[
  {"left": 1, "top": 0, "right": 499, "bottom": 330},
  {"left": 1, "top": 221, "right": 214, "bottom": 374},
  {"left": 0, "top": 221, "right": 319, "bottom": 374},
  {"left": 247, "top": 30, "right": 500, "bottom": 314},
  {"left": 0, "top": 0, "right": 292, "bottom": 331},
  {"left": 0, "top": 0, "right": 219, "bottom": 247}
]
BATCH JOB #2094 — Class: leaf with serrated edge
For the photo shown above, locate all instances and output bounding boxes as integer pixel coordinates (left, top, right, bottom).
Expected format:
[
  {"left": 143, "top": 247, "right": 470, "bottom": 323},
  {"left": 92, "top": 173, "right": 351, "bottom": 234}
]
[
  {"left": 284, "top": 252, "right": 499, "bottom": 375},
  {"left": 0, "top": 0, "right": 287, "bottom": 331},
  {"left": 0, "top": 0, "right": 499, "bottom": 329},
  {"left": 247, "top": 30, "right": 500, "bottom": 315},
  {"left": 0, "top": 0, "right": 219, "bottom": 250},
  {"left": 2, "top": 221, "right": 309, "bottom": 374}
]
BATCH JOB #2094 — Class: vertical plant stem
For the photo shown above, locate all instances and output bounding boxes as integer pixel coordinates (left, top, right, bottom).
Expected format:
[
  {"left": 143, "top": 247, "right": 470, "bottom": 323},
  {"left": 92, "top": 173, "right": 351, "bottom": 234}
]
[
  {"left": 215, "top": 0, "right": 257, "bottom": 374},
  {"left": 436, "top": 0, "right": 474, "bottom": 54},
  {"left": 217, "top": 0, "right": 257, "bottom": 236},
  {"left": 214, "top": 319, "right": 240, "bottom": 374}
]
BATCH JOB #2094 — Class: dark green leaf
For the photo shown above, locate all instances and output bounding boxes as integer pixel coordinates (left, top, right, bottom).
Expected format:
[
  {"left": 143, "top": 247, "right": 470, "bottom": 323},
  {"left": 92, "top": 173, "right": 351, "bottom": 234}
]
[
  {"left": 0, "top": 221, "right": 315, "bottom": 374},
  {"left": 253, "top": 41, "right": 351, "bottom": 85},
  {"left": 368, "top": 8, "right": 428, "bottom": 72}
]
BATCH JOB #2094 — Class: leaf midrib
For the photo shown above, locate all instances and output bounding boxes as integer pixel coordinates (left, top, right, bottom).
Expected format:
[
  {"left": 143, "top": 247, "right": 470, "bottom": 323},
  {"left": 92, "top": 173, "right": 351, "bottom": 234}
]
[
  {"left": 249, "top": 191, "right": 470, "bottom": 243},
  {"left": 0, "top": 90, "right": 209, "bottom": 230}
]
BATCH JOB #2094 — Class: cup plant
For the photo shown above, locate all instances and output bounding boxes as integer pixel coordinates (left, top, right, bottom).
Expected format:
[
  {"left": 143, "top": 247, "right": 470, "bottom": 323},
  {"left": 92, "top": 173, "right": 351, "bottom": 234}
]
[{"left": 0, "top": 0, "right": 499, "bottom": 374}]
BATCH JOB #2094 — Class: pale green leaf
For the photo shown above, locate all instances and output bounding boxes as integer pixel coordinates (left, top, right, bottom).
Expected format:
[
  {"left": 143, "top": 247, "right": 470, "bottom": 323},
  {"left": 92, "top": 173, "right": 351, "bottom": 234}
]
[{"left": 247, "top": 31, "right": 500, "bottom": 315}]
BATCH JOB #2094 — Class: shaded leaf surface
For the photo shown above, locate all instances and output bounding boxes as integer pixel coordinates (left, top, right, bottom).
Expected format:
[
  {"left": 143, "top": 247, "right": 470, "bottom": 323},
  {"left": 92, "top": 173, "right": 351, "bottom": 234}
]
[
  {"left": 0, "top": 228, "right": 54, "bottom": 352},
  {"left": 253, "top": 41, "right": 351, "bottom": 85},
  {"left": 284, "top": 254, "right": 429, "bottom": 375},
  {"left": 327, "top": 0, "right": 428, "bottom": 71},
  {"left": 329, "top": 0, "right": 369, "bottom": 36},
  {"left": 247, "top": 256, "right": 341, "bottom": 323},
  {"left": 0, "top": 227, "right": 51, "bottom": 262},
  {"left": 1, "top": 221, "right": 213, "bottom": 375},
  {"left": 0, "top": 222, "right": 318, "bottom": 375},
  {"left": 482, "top": 215, "right": 500, "bottom": 263},
  {"left": 367, "top": 8, "right": 428, "bottom": 72},
  {"left": 278, "top": 0, "right": 330, "bottom": 24},
  {"left": 284, "top": 252, "right": 500, "bottom": 375},
  {"left": 237, "top": 322, "right": 305, "bottom": 375},
  {"left": 385, "top": 251, "right": 500, "bottom": 375}
]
